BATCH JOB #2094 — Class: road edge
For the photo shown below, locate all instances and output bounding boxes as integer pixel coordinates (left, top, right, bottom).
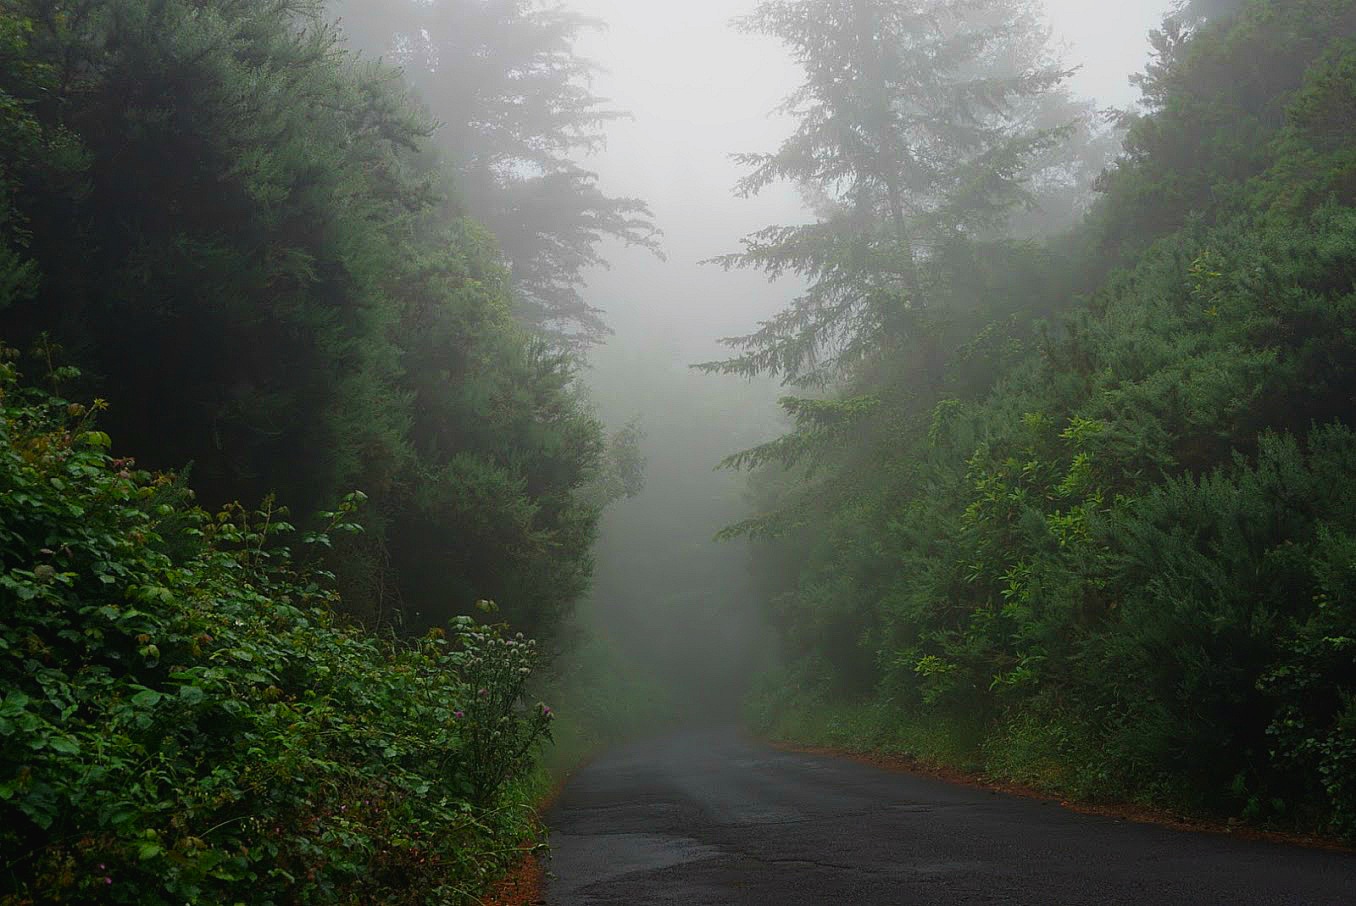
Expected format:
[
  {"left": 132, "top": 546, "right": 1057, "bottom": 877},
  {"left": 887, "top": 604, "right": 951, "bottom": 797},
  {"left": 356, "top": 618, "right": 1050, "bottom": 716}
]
[
  {"left": 759, "top": 734, "right": 1355, "bottom": 854},
  {"left": 482, "top": 742, "right": 611, "bottom": 906}
]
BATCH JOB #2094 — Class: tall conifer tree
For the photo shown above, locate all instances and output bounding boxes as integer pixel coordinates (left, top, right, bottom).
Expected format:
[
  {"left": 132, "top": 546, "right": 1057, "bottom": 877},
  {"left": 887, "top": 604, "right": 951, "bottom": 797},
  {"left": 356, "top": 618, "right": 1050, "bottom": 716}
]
[
  {"left": 701, "top": 0, "right": 1073, "bottom": 387},
  {"left": 333, "top": 0, "right": 661, "bottom": 345}
]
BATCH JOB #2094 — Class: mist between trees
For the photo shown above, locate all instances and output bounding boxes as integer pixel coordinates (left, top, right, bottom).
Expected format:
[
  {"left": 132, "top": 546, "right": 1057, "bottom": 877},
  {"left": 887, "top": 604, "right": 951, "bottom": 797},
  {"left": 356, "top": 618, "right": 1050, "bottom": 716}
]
[{"left": 2, "top": 0, "right": 1356, "bottom": 902}]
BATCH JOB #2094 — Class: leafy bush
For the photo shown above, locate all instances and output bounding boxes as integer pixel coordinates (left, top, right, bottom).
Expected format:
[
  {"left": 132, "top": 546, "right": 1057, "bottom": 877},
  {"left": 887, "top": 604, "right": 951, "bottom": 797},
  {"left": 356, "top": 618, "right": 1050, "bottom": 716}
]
[{"left": 0, "top": 359, "right": 552, "bottom": 905}]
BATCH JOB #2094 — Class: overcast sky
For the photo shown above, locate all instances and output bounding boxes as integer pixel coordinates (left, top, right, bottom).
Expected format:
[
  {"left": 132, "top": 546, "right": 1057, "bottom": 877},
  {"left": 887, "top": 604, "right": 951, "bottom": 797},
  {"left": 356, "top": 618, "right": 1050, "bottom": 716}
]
[{"left": 566, "top": 0, "right": 1176, "bottom": 361}]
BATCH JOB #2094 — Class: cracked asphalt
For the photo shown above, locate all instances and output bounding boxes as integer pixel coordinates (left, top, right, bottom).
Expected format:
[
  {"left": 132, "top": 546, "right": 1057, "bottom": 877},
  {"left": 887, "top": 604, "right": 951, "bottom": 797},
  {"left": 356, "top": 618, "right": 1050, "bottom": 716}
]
[{"left": 545, "top": 727, "right": 1356, "bottom": 905}]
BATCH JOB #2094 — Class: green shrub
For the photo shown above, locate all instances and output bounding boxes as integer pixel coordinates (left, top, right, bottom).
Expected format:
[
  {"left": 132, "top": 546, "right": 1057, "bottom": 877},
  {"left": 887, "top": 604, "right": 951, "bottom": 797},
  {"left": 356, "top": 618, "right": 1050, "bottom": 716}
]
[{"left": 0, "top": 359, "right": 551, "bottom": 905}]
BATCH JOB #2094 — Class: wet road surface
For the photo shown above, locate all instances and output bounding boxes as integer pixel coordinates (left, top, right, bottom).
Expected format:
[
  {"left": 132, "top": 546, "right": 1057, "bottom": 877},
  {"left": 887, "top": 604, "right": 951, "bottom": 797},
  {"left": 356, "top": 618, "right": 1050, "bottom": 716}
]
[{"left": 545, "top": 728, "right": 1356, "bottom": 905}]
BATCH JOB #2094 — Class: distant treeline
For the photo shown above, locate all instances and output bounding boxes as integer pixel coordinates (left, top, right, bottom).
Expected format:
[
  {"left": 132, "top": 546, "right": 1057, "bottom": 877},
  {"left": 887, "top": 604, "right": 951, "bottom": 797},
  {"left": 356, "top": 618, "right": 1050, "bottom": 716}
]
[
  {"left": 0, "top": 0, "right": 646, "bottom": 639},
  {"left": 717, "top": 0, "right": 1356, "bottom": 835}
]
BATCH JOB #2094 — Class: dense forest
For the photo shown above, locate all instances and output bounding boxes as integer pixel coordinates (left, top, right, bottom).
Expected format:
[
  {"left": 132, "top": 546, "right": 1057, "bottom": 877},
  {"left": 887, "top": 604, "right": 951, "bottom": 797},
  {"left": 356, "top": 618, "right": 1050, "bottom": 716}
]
[
  {"left": 0, "top": 0, "right": 641, "bottom": 901},
  {"left": 718, "top": 0, "right": 1356, "bottom": 837},
  {"left": 0, "top": 0, "right": 649, "bottom": 643},
  {"left": 4, "top": 0, "right": 1356, "bottom": 902}
]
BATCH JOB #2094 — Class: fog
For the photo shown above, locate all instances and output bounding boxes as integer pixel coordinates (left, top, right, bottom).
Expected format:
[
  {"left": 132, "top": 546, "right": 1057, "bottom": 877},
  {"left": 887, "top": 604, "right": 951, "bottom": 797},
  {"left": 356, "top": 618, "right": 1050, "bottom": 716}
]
[
  {"left": 12, "top": 1, "right": 1355, "bottom": 893},
  {"left": 563, "top": 0, "right": 1174, "bottom": 714},
  {"left": 327, "top": 0, "right": 1179, "bottom": 720}
]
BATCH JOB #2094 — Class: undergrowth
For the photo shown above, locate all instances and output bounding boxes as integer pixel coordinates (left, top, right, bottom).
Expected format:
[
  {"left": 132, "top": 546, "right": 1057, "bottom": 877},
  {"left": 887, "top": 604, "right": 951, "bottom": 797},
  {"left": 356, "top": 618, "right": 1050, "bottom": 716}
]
[{"left": 0, "top": 355, "right": 553, "bottom": 905}]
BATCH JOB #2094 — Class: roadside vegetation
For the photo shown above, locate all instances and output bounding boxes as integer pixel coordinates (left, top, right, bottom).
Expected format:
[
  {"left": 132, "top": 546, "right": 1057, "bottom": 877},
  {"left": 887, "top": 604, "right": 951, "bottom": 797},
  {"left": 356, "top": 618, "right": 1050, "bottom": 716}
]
[
  {"left": 718, "top": 0, "right": 1356, "bottom": 838},
  {"left": 0, "top": 0, "right": 649, "bottom": 902},
  {"left": 0, "top": 362, "right": 553, "bottom": 903}
]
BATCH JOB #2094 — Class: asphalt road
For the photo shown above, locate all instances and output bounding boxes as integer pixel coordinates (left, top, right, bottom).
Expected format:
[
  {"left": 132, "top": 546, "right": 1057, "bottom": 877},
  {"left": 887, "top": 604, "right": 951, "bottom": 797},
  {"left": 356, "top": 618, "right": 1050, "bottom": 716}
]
[{"left": 545, "top": 727, "right": 1356, "bottom": 905}]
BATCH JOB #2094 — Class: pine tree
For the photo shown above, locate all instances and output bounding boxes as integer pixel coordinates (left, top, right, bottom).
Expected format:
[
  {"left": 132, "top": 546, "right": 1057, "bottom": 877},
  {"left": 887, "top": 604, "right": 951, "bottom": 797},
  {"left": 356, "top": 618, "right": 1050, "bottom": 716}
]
[
  {"left": 333, "top": 0, "right": 661, "bottom": 345},
  {"left": 699, "top": 0, "right": 1073, "bottom": 387},
  {"left": 1172, "top": 0, "right": 1250, "bottom": 26}
]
